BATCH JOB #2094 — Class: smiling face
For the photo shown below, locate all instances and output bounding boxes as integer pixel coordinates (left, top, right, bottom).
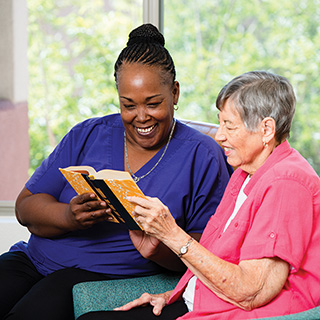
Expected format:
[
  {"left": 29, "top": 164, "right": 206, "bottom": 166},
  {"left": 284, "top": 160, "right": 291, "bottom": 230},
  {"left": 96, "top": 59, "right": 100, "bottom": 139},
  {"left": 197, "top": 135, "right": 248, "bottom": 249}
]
[
  {"left": 117, "top": 63, "right": 179, "bottom": 151},
  {"left": 215, "top": 98, "right": 268, "bottom": 175}
]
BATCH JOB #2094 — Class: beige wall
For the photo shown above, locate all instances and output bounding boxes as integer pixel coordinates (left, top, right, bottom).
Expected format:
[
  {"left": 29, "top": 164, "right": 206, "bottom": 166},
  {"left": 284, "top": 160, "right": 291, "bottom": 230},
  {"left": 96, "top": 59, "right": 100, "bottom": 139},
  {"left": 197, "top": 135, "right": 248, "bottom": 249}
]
[
  {"left": 0, "top": 100, "right": 29, "bottom": 200},
  {"left": 0, "top": 0, "right": 29, "bottom": 201}
]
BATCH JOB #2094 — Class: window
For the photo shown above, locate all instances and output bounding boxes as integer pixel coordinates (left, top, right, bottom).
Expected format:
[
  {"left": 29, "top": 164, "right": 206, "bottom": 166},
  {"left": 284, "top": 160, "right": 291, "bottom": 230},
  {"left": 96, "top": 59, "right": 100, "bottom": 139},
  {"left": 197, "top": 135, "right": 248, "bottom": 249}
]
[
  {"left": 164, "top": 0, "right": 320, "bottom": 173},
  {"left": 28, "top": 0, "right": 320, "bottom": 174},
  {"left": 28, "top": 0, "right": 142, "bottom": 171}
]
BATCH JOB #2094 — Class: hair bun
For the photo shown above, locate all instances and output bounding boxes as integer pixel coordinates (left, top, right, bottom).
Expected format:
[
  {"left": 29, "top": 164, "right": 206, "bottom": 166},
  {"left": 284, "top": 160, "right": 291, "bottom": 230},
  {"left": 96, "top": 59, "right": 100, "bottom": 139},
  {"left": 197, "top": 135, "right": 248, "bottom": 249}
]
[{"left": 127, "top": 23, "right": 165, "bottom": 47}]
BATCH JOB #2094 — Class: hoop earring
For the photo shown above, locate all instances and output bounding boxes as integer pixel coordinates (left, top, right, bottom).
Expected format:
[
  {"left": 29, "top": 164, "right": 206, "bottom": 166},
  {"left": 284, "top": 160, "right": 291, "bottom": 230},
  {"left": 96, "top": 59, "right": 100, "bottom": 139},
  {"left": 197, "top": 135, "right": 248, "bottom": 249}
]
[{"left": 174, "top": 105, "right": 179, "bottom": 111}]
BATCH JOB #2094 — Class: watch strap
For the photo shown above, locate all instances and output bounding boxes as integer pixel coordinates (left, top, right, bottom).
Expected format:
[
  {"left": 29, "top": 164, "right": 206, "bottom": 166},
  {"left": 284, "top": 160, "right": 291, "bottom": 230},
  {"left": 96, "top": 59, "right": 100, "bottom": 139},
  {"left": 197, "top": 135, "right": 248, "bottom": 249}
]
[{"left": 178, "top": 237, "right": 194, "bottom": 258}]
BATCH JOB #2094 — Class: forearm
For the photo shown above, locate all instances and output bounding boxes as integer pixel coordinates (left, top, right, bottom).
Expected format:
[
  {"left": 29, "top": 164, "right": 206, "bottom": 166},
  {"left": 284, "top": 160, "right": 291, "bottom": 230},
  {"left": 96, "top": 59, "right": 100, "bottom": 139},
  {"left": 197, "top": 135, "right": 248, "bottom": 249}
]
[
  {"left": 162, "top": 228, "right": 289, "bottom": 310},
  {"left": 150, "top": 232, "right": 201, "bottom": 271},
  {"left": 16, "top": 188, "right": 75, "bottom": 237},
  {"left": 178, "top": 240, "right": 259, "bottom": 309},
  {"left": 131, "top": 231, "right": 201, "bottom": 272},
  {"left": 129, "top": 196, "right": 289, "bottom": 310}
]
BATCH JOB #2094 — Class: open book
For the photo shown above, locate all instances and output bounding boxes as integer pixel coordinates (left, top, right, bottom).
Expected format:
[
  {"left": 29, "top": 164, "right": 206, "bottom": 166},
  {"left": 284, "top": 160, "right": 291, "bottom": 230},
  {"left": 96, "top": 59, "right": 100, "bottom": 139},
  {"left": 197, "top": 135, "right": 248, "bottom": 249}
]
[{"left": 59, "top": 166, "right": 147, "bottom": 230}]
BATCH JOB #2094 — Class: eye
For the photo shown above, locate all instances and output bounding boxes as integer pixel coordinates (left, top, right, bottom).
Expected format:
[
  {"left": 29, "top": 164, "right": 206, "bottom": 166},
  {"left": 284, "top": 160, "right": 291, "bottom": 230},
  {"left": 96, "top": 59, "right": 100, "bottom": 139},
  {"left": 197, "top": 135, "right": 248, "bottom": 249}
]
[
  {"left": 222, "top": 120, "right": 237, "bottom": 131},
  {"left": 147, "top": 100, "right": 163, "bottom": 108},
  {"left": 147, "top": 103, "right": 160, "bottom": 108},
  {"left": 123, "top": 104, "right": 135, "bottom": 109}
]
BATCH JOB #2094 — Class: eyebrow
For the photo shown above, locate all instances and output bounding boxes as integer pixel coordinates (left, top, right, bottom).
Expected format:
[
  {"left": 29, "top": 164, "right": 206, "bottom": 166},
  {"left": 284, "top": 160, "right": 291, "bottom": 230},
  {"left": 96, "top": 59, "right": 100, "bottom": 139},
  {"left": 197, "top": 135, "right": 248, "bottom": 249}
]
[
  {"left": 119, "top": 94, "right": 163, "bottom": 102},
  {"left": 217, "top": 113, "right": 234, "bottom": 125}
]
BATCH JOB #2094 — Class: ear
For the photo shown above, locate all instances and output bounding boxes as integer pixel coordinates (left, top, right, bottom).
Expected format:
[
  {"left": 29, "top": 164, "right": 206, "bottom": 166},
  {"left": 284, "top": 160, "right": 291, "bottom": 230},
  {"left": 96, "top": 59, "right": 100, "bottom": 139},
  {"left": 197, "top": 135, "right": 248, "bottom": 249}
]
[
  {"left": 172, "top": 81, "right": 180, "bottom": 105},
  {"left": 261, "top": 117, "right": 276, "bottom": 144}
]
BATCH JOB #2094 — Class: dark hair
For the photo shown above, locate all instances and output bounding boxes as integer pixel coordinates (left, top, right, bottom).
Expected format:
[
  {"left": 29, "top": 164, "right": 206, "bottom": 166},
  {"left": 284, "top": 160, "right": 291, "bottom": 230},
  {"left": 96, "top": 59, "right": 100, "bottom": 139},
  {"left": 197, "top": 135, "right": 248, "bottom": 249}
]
[
  {"left": 114, "top": 24, "right": 176, "bottom": 86},
  {"left": 216, "top": 71, "right": 296, "bottom": 142}
]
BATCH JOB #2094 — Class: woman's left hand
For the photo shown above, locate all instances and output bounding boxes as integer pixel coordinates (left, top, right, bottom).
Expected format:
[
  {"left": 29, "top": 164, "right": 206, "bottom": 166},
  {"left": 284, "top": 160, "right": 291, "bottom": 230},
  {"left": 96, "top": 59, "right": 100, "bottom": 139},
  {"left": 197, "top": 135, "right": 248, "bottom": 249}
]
[{"left": 129, "top": 230, "right": 161, "bottom": 258}]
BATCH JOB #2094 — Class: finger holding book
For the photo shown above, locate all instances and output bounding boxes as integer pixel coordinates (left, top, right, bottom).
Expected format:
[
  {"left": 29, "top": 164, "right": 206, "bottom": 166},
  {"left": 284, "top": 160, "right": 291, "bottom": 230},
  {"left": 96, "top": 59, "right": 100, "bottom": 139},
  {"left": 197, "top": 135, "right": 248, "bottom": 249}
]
[
  {"left": 127, "top": 196, "right": 187, "bottom": 271},
  {"left": 128, "top": 196, "right": 179, "bottom": 242},
  {"left": 68, "top": 192, "right": 114, "bottom": 229}
]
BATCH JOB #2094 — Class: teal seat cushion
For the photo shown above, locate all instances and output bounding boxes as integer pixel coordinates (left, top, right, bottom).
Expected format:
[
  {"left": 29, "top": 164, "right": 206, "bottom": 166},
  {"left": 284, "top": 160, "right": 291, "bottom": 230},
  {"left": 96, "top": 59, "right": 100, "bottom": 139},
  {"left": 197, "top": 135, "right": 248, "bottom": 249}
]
[
  {"left": 73, "top": 272, "right": 320, "bottom": 320},
  {"left": 252, "top": 306, "right": 320, "bottom": 319},
  {"left": 73, "top": 272, "right": 181, "bottom": 320}
]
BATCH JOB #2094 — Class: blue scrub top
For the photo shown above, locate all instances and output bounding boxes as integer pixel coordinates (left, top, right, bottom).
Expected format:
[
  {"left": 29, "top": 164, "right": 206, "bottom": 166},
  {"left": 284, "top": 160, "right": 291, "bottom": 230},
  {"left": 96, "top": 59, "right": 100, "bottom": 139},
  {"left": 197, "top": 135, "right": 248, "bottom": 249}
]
[{"left": 11, "top": 114, "right": 232, "bottom": 277}]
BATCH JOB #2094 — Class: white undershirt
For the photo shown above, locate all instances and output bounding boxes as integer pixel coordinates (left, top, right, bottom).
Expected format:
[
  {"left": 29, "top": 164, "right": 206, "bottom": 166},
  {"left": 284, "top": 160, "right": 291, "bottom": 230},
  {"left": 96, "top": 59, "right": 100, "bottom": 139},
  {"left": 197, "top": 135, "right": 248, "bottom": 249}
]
[{"left": 182, "top": 175, "right": 251, "bottom": 311}]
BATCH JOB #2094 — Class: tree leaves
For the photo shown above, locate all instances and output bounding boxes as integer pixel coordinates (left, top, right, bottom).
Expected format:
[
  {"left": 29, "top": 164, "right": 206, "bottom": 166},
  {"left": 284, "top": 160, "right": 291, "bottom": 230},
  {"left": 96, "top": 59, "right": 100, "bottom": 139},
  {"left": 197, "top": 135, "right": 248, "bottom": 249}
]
[
  {"left": 28, "top": 0, "right": 320, "bottom": 175},
  {"left": 164, "top": 0, "right": 320, "bottom": 174}
]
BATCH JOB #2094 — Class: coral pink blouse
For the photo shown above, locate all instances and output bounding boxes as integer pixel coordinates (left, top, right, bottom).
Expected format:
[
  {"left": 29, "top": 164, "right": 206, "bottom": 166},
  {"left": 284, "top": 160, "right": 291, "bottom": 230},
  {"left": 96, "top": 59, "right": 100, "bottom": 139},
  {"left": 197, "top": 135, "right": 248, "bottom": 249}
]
[{"left": 169, "top": 141, "right": 320, "bottom": 320}]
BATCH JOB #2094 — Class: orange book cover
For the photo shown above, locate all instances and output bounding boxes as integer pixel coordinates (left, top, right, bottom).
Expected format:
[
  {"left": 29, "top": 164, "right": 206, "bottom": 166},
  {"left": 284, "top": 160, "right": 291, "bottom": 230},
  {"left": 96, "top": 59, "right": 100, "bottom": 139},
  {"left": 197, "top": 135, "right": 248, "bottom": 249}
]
[{"left": 59, "top": 166, "right": 146, "bottom": 230}]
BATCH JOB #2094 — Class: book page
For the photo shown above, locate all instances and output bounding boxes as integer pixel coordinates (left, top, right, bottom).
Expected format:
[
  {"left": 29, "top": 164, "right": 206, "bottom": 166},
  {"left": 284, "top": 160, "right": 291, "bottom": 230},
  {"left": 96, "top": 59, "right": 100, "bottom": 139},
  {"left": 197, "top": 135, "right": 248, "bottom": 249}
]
[
  {"left": 62, "top": 166, "right": 133, "bottom": 180},
  {"left": 94, "top": 169, "right": 132, "bottom": 180}
]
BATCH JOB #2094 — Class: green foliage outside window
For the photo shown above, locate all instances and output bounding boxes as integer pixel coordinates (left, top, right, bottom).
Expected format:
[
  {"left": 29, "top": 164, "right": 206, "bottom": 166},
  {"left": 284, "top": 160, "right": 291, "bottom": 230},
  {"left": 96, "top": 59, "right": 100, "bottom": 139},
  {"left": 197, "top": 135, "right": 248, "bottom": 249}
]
[
  {"left": 28, "top": 0, "right": 141, "bottom": 173},
  {"left": 28, "top": 0, "right": 320, "bottom": 175},
  {"left": 164, "top": 0, "right": 320, "bottom": 174}
]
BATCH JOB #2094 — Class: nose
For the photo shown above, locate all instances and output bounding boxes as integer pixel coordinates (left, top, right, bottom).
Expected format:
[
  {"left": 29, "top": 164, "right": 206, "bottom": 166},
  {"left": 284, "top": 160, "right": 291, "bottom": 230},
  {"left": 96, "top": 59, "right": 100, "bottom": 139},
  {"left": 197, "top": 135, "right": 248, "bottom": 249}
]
[
  {"left": 215, "top": 125, "right": 226, "bottom": 143},
  {"left": 136, "top": 106, "right": 149, "bottom": 122}
]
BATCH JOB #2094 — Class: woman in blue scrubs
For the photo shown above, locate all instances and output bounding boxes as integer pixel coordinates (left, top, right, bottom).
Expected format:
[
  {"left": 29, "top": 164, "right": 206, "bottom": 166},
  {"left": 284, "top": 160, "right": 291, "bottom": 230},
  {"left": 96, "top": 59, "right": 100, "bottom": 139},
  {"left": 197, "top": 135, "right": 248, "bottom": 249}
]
[{"left": 0, "top": 24, "right": 232, "bottom": 320}]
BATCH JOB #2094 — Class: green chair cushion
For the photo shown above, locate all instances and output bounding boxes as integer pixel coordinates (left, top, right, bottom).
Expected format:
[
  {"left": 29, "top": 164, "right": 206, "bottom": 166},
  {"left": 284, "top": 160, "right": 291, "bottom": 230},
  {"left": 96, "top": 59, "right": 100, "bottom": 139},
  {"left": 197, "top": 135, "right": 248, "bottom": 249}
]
[
  {"left": 252, "top": 306, "right": 320, "bottom": 319},
  {"left": 73, "top": 272, "right": 181, "bottom": 320},
  {"left": 73, "top": 272, "right": 320, "bottom": 320}
]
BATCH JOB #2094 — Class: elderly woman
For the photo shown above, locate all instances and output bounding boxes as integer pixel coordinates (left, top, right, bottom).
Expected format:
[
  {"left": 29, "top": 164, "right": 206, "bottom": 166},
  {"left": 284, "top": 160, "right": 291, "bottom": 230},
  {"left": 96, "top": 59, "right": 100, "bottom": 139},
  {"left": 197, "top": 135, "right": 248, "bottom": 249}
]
[{"left": 80, "top": 71, "right": 320, "bottom": 320}]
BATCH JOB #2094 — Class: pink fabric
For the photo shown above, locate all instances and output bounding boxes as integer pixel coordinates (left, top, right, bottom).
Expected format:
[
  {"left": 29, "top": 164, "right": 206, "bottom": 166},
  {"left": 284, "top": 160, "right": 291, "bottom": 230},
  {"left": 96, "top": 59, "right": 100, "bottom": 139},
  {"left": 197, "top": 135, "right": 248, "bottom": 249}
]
[{"left": 168, "top": 141, "right": 320, "bottom": 319}]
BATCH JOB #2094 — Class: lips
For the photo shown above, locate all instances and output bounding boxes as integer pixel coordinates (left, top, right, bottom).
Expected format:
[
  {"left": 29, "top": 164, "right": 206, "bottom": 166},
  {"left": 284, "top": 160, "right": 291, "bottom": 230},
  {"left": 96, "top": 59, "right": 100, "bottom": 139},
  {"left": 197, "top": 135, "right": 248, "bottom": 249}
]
[
  {"left": 135, "top": 124, "right": 157, "bottom": 135},
  {"left": 222, "top": 146, "right": 233, "bottom": 156}
]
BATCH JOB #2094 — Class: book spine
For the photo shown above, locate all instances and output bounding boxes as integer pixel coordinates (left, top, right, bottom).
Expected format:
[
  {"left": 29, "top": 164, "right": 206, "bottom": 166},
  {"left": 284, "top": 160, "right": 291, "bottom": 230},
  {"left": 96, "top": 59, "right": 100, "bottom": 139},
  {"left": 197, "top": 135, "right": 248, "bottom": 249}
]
[{"left": 82, "top": 175, "right": 142, "bottom": 230}]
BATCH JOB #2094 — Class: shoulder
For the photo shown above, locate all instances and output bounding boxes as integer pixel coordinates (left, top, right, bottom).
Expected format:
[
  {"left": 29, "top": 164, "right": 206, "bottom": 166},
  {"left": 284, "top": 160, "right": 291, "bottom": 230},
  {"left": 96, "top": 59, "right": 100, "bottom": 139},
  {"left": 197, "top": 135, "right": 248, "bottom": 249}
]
[
  {"left": 71, "top": 113, "right": 123, "bottom": 133},
  {"left": 51, "top": 113, "right": 123, "bottom": 153},
  {"left": 259, "top": 146, "right": 320, "bottom": 196},
  {"left": 273, "top": 149, "right": 319, "bottom": 192},
  {"left": 175, "top": 119, "right": 223, "bottom": 155}
]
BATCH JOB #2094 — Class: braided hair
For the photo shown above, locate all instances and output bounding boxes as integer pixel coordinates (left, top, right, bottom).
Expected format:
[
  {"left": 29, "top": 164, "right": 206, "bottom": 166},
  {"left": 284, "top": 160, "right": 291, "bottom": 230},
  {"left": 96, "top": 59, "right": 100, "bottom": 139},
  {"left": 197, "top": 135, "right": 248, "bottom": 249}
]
[{"left": 114, "top": 24, "right": 176, "bottom": 87}]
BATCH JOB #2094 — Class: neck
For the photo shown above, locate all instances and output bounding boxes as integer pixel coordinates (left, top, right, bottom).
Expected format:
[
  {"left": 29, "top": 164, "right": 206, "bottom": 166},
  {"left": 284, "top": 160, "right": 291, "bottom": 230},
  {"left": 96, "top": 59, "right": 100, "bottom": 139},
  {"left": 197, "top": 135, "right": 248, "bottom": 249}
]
[
  {"left": 243, "top": 143, "right": 277, "bottom": 176},
  {"left": 124, "top": 119, "right": 176, "bottom": 182},
  {"left": 244, "top": 140, "right": 283, "bottom": 177}
]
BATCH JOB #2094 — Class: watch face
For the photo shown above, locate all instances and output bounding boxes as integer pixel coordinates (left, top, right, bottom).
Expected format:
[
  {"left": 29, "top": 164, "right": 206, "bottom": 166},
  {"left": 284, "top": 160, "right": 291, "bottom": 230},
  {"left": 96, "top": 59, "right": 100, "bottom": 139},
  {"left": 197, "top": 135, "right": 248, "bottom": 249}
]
[{"left": 181, "top": 246, "right": 188, "bottom": 254}]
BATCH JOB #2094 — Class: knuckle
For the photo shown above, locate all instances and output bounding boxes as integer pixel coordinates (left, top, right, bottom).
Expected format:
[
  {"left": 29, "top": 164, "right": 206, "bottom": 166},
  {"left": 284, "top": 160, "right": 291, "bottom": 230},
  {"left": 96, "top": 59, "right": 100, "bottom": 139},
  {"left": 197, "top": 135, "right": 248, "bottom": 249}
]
[
  {"left": 141, "top": 292, "right": 151, "bottom": 299},
  {"left": 74, "top": 213, "right": 85, "bottom": 224},
  {"left": 85, "top": 201, "right": 93, "bottom": 210}
]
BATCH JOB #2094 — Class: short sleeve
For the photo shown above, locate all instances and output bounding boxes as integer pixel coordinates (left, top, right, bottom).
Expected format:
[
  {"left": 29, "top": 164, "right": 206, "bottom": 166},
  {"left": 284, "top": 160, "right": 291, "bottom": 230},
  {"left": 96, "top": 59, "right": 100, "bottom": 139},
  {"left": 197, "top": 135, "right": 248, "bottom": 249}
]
[
  {"left": 26, "top": 120, "right": 101, "bottom": 200},
  {"left": 240, "top": 178, "right": 314, "bottom": 271}
]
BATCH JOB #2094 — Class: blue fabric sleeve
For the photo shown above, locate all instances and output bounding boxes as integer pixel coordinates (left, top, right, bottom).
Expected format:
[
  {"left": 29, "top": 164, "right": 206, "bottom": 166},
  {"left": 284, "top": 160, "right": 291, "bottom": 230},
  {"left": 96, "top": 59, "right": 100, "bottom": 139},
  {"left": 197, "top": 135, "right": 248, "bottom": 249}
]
[
  {"left": 26, "top": 118, "right": 104, "bottom": 201},
  {"left": 183, "top": 141, "right": 231, "bottom": 233}
]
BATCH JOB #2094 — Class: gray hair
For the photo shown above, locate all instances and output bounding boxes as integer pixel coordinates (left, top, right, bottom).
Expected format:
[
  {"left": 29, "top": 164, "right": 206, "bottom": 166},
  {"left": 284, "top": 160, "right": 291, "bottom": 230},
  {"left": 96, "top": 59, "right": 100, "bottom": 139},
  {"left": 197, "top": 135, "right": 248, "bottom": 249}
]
[{"left": 216, "top": 71, "right": 296, "bottom": 142}]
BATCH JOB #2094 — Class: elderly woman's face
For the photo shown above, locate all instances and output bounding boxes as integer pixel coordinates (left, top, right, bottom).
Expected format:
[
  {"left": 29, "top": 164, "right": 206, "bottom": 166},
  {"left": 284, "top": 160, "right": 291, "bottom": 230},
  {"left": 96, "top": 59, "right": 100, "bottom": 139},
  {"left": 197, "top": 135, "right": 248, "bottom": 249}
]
[
  {"left": 117, "top": 63, "right": 179, "bottom": 150},
  {"left": 216, "top": 98, "right": 265, "bottom": 174}
]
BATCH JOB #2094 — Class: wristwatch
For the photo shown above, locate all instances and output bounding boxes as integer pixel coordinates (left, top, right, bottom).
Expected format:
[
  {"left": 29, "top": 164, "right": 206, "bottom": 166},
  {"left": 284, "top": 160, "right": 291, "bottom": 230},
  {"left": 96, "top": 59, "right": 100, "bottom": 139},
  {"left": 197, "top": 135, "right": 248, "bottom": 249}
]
[{"left": 178, "top": 237, "right": 193, "bottom": 258}]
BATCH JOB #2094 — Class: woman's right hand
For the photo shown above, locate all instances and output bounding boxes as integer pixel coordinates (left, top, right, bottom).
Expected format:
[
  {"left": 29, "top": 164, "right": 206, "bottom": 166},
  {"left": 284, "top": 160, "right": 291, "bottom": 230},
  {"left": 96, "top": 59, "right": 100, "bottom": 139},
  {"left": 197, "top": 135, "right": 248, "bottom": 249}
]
[
  {"left": 68, "top": 192, "right": 113, "bottom": 229},
  {"left": 114, "top": 290, "right": 173, "bottom": 316}
]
